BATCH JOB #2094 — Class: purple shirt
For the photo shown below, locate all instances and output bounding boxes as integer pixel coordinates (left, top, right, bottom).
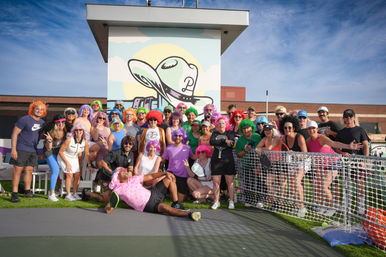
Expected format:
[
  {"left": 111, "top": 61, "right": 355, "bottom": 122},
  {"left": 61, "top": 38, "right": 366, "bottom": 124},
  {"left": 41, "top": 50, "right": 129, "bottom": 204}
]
[
  {"left": 15, "top": 115, "right": 45, "bottom": 153},
  {"left": 162, "top": 144, "right": 193, "bottom": 178}
]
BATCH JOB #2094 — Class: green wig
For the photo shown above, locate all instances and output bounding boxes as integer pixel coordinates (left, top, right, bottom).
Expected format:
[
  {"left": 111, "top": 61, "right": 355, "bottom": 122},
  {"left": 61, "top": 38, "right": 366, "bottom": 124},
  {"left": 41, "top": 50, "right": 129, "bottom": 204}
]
[
  {"left": 185, "top": 106, "right": 198, "bottom": 117},
  {"left": 136, "top": 107, "right": 149, "bottom": 114},
  {"left": 239, "top": 119, "right": 256, "bottom": 134},
  {"left": 90, "top": 100, "right": 102, "bottom": 111}
]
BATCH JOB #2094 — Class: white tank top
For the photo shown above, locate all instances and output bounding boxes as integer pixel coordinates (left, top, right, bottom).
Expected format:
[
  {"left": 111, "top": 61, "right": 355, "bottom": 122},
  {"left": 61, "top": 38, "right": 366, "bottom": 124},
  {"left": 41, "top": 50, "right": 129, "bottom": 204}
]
[
  {"left": 137, "top": 154, "right": 158, "bottom": 175},
  {"left": 145, "top": 127, "right": 161, "bottom": 155}
]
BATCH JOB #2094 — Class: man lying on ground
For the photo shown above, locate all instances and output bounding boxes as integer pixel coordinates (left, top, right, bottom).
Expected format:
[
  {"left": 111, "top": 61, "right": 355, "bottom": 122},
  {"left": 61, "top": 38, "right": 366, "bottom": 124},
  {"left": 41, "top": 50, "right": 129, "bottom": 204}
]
[{"left": 104, "top": 167, "right": 201, "bottom": 221}]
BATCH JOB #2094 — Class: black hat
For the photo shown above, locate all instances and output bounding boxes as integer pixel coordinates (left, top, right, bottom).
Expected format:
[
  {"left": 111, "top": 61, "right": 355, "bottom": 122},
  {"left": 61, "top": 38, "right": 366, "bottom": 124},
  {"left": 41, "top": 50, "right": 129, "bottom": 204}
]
[{"left": 343, "top": 109, "right": 355, "bottom": 117}]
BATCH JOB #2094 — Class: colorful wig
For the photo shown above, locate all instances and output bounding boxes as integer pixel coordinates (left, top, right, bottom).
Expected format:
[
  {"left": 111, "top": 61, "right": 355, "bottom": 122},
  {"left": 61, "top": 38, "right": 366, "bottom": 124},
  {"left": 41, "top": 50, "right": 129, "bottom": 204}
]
[
  {"left": 230, "top": 110, "right": 246, "bottom": 127},
  {"left": 28, "top": 101, "right": 47, "bottom": 118},
  {"left": 64, "top": 107, "right": 78, "bottom": 118},
  {"left": 239, "top": 119, "right": 256, "bottom": 134},
  {"left": 68, "top": 121, "right": 89, "bottom": 140},
  {"left": 146, "top": 110, "right": 163, "bottom": 126},
  {"left": 136, "top": 107, "right": 149, "bottom": 115},
  {"left": 210, "top": 112, "right": 220, "bottom": 124},
  {"left": 92, "top": 111, "right": 109, "bottom": 128},
  {"left": 185, "top": 106, "right": 198, "bottom": 117},
  {"left": 203, "top": 104, "right": 217, "bottom": 114},
  {"left": 169, "top": 110, "right": 184, "bottom": 127},
  {"left": 90, "top": 100, "right": 103, "bottom": 111},
  {"left": 123, "top": 108, "right": 137, "bottom": 123},
  {"left": 171, "top": 128, "right": 188, "bottom": 143},
  {"left": 195, "top": 144, "right": 212, "bottom": 157},
  {"left": 108, "top": 108, "right": 123, "bottom": 122},
  {"left": 215, "top": 115, "right": 231, "bottom": 130},
  {"left": 176, "top": 102, "right": 187, "bottom": 111},
  {"left": 78, "top": 105, "right": 93, "bottom": 123},
  {"left": 146, "top": 140, "right": 161, "bottom": 153}
]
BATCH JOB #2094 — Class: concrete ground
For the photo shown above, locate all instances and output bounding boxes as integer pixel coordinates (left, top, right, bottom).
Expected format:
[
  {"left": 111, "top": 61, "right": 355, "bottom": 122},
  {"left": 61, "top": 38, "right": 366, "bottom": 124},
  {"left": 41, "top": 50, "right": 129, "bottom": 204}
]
[{"left": 0, "top": 207, "right": 342, "bottom": 257}]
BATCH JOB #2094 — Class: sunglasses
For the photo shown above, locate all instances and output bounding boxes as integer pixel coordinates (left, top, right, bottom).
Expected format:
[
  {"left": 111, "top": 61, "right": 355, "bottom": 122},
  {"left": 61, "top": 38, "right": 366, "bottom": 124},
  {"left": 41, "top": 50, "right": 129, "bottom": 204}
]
[
  {"left": 137, "top": 112, "right": 145, "bottom": 115},
  {"left": 206, "top": 109, "right": 213, "bottom": 112},
  {"left": 179, "top": 107, "right": 186, "bottom": 110},
  {"left": 111, "top": 112, "right": 118, "bottom": 115},
  {"left": 97, "top": 117, "right": 106, "bottom": 120},
  {"left": 55, "top": 121, "right": 65, "bottom": 124},
  {"left": 257, "top": 122, "right": 265, "bottom": 126},
  {"left": 276, "top": 113, "right": 285, "bottom": 116},
  {"left": 74, "top": 129, "right": 83, "bottom": 132},
  {"left": 124, "top": 141, "right": 134, "bottom": 146},
  {"left": 284, "top": 126, "right": 293, "bottom": 130},
  {"left": 174, "top": 134, "right": 183, "bottom": 138},
  {"left": 197, "top": 151, "right": 206, "bottom": 154},
  {"left": 66, "top": 111, "right": 75, "bottom": 115},
  {"left": 148, "top": 118, "right": 157, "bottom": 121},
  {"left": 234, "top": 115, "right": 243, "bottom": 119},
  {"left": 298, "top": 116, "right": 307, "bottom": 120},
  {"left": 343, "top": 115, "right": 354, "bottom": 118},
  {"left": 164, "top": 110, "right": 171, "bottom": 113}
]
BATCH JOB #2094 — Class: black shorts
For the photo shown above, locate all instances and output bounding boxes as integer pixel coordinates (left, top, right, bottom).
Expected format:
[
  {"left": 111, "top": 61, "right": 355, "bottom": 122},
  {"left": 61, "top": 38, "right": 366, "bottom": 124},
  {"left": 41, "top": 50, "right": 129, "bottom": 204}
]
[
  {"left": 174, "top": 175, "right": 189, "bottom": 195},
  {"left": 10, "top": 150, "right": 38, "bottom": 167},
  {"left": 143, "top": 181, "right": 168, "bottom": 213}
]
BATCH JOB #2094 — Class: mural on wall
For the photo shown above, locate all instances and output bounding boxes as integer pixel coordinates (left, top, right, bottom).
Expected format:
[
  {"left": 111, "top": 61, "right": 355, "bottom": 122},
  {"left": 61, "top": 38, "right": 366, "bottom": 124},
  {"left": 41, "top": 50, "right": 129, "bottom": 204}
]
[{"left": 107, "top": 27, "right": 221, "bottom": 115}]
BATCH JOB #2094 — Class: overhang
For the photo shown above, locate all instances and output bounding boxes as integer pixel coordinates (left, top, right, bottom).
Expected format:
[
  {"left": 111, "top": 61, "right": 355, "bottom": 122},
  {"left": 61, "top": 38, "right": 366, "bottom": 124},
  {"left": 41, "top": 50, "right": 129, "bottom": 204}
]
[{"left": 86, "top": 4, "right": 249, "bottom": 63}]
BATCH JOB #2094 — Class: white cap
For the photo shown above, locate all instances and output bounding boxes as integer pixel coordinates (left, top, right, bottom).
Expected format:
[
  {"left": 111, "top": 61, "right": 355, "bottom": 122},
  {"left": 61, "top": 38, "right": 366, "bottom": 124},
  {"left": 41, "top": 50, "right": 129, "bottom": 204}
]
[
  {"left": 202, "top": 121, "right": 211, "bottom": 127},
  {"left": 307, "top": 120, "right": 318, "bottom": 128},
  {"left": 317, "top": 106, "right": 329, "bottom": 113}
]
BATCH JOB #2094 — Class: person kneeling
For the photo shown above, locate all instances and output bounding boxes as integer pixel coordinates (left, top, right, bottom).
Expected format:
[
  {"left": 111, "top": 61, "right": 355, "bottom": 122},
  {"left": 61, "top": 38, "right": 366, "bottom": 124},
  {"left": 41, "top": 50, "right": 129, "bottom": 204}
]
[{"left": 104, "top": 168, "right": 201, "bottom": 221}]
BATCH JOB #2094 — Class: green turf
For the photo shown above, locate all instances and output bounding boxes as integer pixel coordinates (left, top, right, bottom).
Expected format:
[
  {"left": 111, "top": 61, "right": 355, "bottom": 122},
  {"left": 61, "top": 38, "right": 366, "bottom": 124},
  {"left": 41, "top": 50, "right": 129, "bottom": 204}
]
[{"left": 1, "top": 180, "right": 385, "bottom": 256}]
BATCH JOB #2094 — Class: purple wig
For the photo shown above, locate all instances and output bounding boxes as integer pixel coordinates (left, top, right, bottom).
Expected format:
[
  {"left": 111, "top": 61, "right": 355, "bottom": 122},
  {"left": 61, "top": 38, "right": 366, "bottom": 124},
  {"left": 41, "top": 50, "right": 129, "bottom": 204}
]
[
  {"left": 171, "top": 128, "right": 188, "bottom": 144},
  {"left": 78, "top": 105, "right": 93, "bottom": 123},
  {"left": 169, "top": 110, "right": 184, "bottom": 127},
  {"left": 145, "top": 140, "right": 161, "bottom": 153},
  {"left": 92, "top": 111, "right": 110, "bottom": 128},
  {"left": 203, "top": 104, "right": 217, "bottom": 114},
  {"left": 68, "top": 121, "right": 90, "bottom": 140},
  {"left": 215, "top": 115, "right": 231, "bottom": 130},
  {"left": 210, "top": 112, "right": 220, "bottom": 124}
]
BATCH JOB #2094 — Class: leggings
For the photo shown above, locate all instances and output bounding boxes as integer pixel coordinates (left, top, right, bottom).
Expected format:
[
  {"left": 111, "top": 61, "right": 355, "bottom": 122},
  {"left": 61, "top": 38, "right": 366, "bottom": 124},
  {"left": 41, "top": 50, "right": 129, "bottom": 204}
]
[{"left": 46, "top": 154, "right": 60, "bottom": 191}]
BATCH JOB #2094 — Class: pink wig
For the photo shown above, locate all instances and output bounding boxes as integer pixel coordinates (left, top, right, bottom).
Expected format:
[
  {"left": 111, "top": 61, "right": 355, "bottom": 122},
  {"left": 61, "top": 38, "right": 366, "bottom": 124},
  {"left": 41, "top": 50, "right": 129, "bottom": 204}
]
[
  {"left": 146, "top": 140, "right": 161, "bottom": 152},
  {"left": 195, "top": 144, "right": 212, "bottom": 157},
  {"left": 176, "top": 102, "right": 187, "bottom": 110},
  {"left": 68, "top": 121, "right": 90, "bottom": 140},
  {"left": 215, "top": 115, "right": 231, "bottom": 130},
  {"left": 146, "top": 110, "right": 163, "bottom": 126},
  {"left": 123, "top": 108, "right": 137, "bottom": 123},
  {"left": 230, "top": 110, "right": 246, "bottom": 126},
  {"left": 92, "top": 111, "right": 109, "bottom": 128}
]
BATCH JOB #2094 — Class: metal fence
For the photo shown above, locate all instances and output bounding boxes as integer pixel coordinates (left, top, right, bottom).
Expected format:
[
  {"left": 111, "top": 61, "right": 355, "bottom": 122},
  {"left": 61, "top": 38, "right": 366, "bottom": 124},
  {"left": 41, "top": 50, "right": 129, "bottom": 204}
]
[{"left": 235, "top": 150, "right": 386, "bottom": 250}]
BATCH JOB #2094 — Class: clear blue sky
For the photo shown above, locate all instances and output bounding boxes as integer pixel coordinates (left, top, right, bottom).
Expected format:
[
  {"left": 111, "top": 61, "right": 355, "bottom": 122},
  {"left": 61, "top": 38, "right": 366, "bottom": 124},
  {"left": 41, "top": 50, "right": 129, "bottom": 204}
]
[{"left": 1, "top": 0, "right": 385, "bottom": 104}]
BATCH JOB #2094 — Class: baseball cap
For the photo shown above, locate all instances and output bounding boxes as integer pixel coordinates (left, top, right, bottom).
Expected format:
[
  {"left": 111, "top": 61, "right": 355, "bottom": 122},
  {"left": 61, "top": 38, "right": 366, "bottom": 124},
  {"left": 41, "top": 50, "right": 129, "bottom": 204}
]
[
  {"left": 111, "top": 117, "right": 121, "bottom": 124},
  {"left": 343, "top": 109, "right": 355, "bottom": 117},
  {"left": 256, "top": 116, "right": 268, "bottom": 124},
  {"left": 192, "top": 120, "right": 201, "bottom": 126},
  {"left": 317, "top": 106, "right": 329, "bottom": 113},
  {"left": 202, "top": 121, "right": 211, "bottom": 127},
  {"left": 248, "top": 106, "right": 256, "bottom": 111},
  {"left": 307, "top": 120, "right": 318, "bottom": 128},
  {"left": 297, "top": 110, "right": 308, "bottom": 118}
]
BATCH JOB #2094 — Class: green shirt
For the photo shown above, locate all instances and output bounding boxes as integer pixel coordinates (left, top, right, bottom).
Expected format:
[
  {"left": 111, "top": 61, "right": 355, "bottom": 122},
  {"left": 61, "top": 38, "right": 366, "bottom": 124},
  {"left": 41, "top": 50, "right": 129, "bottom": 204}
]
[
  {"left": 188, "top": 131, "right": 201, "bottom": 154},
  {"left": 182, "top": 121, "right": 192, "bottom": 134},
  {"left": 235, "top": 133, "right": 262, "bottom": 154}
]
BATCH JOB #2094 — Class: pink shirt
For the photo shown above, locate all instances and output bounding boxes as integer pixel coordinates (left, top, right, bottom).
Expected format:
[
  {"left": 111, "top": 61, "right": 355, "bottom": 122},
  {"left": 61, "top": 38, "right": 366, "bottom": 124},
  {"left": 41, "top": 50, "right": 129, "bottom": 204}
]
[
  {"left": 109, "top": 173, "right": 151, "bottom": 212},
  {"left": 307, "top": 134, "right": 336, "bottom": 154}
]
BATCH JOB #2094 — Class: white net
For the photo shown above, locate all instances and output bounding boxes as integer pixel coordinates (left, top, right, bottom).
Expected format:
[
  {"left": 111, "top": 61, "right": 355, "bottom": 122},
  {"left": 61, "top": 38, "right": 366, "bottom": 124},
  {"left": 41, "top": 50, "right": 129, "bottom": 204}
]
[{"left": 235, "top": 150, "right": 386, "bottom": 251}]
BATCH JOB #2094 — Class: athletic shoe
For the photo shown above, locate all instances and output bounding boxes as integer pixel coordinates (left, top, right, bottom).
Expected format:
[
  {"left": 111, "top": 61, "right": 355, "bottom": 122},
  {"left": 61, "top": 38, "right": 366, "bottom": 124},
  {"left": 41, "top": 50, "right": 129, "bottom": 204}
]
[
  {"left": 109, "top": 192, "right": 120, "bottom": 208},
  {"left": 188, "top": 211, "right": 201, "bottom": 222},
  {"left": 256, "top": 202, "right": 264, "bottom": 208},
  {"left": 65, "top": 194, "right": 76, "bottom": 201},
  {"left": 11, "top": 192, "right": 20, "bottom": 203},
  {"left": 72, "top": 193, "right": 81, "bottom": 201},
  {"left": 24, "top": 191, "right": 38, "bottom": 198},
  {"left": 171, "top": 202, "right": 190, "bottom": 212},
  {"left": 82, "top": 188, "right": 90, "bottom": 201},
  {"left": 297, "top": 207, "right": 307, "bottom": 218},
  {"left": 48, "top": 194, "right": 59, "bottom": 202},
  {"left": 228, "top": 200, "right": 235, "bottom": 210},
  {"left": 324, "top": 209, "right": 336, "bottom": 217},
  {"left": 211, "top": 201, "right": 220, "bottom": 210},
  {"left": 244, "top": 203, "right": 252, "bottom": 208}
]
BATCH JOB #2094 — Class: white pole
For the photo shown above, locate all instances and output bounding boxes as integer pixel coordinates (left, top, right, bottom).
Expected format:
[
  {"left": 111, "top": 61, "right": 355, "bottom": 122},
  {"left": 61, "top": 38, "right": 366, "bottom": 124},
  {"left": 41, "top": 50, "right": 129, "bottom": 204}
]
[{"left": 265, "top": 90, "right": 269, "bottom": 119}]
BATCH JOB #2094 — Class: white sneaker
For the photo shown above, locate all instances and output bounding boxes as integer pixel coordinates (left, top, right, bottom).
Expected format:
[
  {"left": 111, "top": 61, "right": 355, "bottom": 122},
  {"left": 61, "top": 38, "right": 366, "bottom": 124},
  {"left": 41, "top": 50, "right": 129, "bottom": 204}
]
[
  {"left": 256, "top": 202, "right": 264, "bottom": 208},
  {"left": 48, "top": 194, "right": 59, "bottom": 202},
  {"left": 211, "top": 201, "right": 220, "bottom": 210},
  {"left": 72, "top": 193, "right": 81, "bottom": 201},
  {"left": 65, "top": 194, "right": 76, "bottom": 201},
  {"left": 228, "top": 200, "right": 235, "bottom": 210},
  {"left": 297, "top": 207, "right": 307, "bottom": 218}
]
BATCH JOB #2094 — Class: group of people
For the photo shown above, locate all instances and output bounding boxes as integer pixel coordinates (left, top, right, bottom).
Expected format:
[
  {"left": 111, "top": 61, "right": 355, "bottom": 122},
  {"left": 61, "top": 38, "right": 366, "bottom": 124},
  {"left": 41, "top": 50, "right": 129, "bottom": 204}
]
[{"left": 8, "top": 100, "right": 370, "bottom": 220}]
